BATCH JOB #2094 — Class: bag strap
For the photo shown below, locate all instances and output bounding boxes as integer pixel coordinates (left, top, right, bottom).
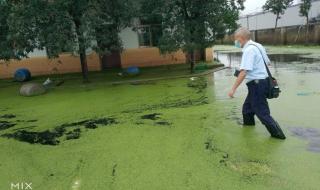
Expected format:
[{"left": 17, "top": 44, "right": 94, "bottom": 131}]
[{"left": 248, "top": 44, "right": 273, "bottom": 79}]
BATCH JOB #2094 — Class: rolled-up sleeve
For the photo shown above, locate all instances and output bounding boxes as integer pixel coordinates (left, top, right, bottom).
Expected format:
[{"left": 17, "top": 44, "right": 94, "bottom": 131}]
[{"left": 240, "top": 48, "right": 255, "bottom": 71}]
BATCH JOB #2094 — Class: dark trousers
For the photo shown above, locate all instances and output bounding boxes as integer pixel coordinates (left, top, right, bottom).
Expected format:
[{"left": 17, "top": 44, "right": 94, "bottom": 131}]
[{"left": 242, "top": 79, "right": 286, "bottom": 139}]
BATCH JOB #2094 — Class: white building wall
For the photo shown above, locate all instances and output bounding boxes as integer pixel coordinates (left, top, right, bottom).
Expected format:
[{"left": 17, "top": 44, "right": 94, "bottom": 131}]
[
  {"left": 28, "top": 27, "right": 140, "bottom": 57},
  {"left": 119, "top": 27, "right": 139, "bottom": 49},
  {"left": 239, "top": 0, "right": 320, "bottom": 30}
]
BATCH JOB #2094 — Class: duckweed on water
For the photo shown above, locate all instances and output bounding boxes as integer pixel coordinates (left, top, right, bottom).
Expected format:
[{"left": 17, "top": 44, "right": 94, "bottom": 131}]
[{"left": 1, "top": 54, "right": 320, "bottom": 190}]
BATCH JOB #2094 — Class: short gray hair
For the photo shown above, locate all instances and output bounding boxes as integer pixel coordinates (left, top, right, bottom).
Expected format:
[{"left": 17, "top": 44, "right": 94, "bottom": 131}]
[{"left": 234, "top": 27, "right": 251, "bottom": 39}]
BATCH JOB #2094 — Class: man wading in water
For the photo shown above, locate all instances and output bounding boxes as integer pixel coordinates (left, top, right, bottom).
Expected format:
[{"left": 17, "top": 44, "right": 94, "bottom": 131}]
[{"left": 228, "top": 27, "right": 286, "bottom": 140}]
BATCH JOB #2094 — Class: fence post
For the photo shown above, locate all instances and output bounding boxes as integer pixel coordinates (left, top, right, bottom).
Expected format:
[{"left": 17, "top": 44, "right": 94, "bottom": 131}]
[
  {"left": 281, "top": 27, "right": 287, "bottom": 45},
  {"left": 315, "top": 24, "right": 320, "bottom": 45}
]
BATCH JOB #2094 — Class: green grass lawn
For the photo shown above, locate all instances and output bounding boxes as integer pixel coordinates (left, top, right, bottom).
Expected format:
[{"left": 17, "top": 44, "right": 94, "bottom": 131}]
[{"left": 0, "top": 63, "right": 319, "bottom": 190}]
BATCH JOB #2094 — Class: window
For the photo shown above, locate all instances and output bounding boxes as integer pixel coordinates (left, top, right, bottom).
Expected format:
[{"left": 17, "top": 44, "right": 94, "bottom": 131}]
[{"left": 137, "top": 24, "right": 162, "bottom": 47}]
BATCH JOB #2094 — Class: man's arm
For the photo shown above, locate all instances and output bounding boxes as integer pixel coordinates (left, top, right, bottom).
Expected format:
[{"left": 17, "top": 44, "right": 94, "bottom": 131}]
[{"left": 228, "top": 70, "right": 246, "bottom": 98}]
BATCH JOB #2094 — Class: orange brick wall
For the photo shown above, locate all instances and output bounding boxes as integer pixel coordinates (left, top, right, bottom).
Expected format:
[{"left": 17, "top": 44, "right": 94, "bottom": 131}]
[
  {"left": 121, "top": 47, "right": 214, "bottom": 68},
  {"left": 0, "top": 48, "right": 214, "bottom": 79},
  {"left": 0, "top": 53, "right": 101, "bottom": 79},
  {"left": 120, "top": 48, "right": 186, "bottom": 68}
]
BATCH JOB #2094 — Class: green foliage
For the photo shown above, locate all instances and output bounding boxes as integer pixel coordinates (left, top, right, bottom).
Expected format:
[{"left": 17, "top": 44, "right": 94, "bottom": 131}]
[
  {"left": 0, "top": 0, "right": 134, "bottom": 80},
  {"left": 0, "top": 1, "right": 38, "bottom": 60},
  {"left": 90, "top": 0, "right": 135, "bottom": 56},
  {"left": 140, "top": 0, "right": 244, "bottom": 54},
  {"left": 263, "top": 0, "right": 293, "bottom": 18},
  {"left": 299, "top": 0, "right": 312, "bottom": 18}
]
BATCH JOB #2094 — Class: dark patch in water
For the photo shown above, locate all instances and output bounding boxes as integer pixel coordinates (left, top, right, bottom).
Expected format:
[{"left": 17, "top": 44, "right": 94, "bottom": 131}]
[
  {"left": 66, "top": 128, "right": 81, "bottom": 140},
  {"left": 112, "top": 164, "right": 117, "bottom": 176},
  {"left": 27, "top": 119, "right": 38, "bottom": 123},
  {"left": 2, "top": 117, "right": 117, "bottom": 145},
  {"left": 205, "top": 138, "right": 231, "bottom": 165},
  {"left": 16, "top": 119, "right": 38, "bottom": 123},
  {"left": 59, "top": 118, "right": 117, "bottom": 129},
  {"left": 141, "top": 113, "right": 161, "bottom": 120},
  {"left": 2, "top": 129, "right": 63, "bottom": 145},
  {"left": 123, "top": 96, "right": 209, "bottom": 113},
  {"left": 0, "top": 108, "right": 9, "bottom": 112},
  {"left": 0, "top": 114, "right": 16, "bottom": 119},
  {"left": 135, "top": 121, "right": 144, "bottom": 125},
  {"left": 0, "top": 121, "right": 16, "bottom": 130},
  {"left": 12, "top": 126, "right": 36, "bottom": 131},
  {"left": 289, "top": 127, "right": 320, "bottom": 153},
  {"left": 155, "top": 121, "right": 171, "bottom": 126},
  {"left": 204, "top": 139, "right": 215, "bottom": 151}
]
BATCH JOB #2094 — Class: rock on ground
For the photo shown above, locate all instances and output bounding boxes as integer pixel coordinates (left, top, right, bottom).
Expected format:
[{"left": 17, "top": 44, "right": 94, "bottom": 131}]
[{"left": 20, "top": 83, "right": 46, "bottom": 97}]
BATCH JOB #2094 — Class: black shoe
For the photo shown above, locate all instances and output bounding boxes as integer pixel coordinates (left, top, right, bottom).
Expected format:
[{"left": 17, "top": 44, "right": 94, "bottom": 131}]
[
  {"left": 243, "top": 115, "right": 255, "bottom": 126},
  {"left": 271, "top": 133, "right": 286, "bottom": 140},
  {"left": 267, "top": 122, "right": 286, "bottom": 140}
]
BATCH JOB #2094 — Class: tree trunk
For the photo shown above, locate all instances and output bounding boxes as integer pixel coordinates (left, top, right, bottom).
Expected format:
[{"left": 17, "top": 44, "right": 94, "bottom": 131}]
[
  {"left": 274, "top": 15, "right": 279, "bottom": 45},
  {"left": 74, "top": 19, "right": 89, "bottom": 82},
  {"left": 190, "top": 50, "right": 195, "bottom": 73},
  {"left": 199, "top": 48, "right": 206, "bottom": 62}
]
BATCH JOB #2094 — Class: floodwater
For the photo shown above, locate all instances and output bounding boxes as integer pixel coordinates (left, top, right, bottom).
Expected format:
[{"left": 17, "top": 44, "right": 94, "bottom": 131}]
[
  {"left": 214, "top": 50, "right": 320, "bottom": 126},
  {"left": 0, "top": 49, "right": 320, "bottom": 189},
  {"left": 214, "top": 49, "right": 320, "bottom": 150}
]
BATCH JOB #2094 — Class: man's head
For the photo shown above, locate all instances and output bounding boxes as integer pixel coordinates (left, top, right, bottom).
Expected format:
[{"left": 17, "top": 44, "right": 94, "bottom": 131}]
[{"left": 234, "top": 27, "right": 251, "bottom": 48}]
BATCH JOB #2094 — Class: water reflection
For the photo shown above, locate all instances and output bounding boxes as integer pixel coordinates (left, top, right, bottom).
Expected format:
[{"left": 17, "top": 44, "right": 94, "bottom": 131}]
[{"left": 215, "top": 51, "right": 320, "bottom": 73}]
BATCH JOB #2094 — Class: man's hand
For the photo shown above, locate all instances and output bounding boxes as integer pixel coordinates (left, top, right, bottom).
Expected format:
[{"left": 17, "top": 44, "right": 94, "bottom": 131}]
[
  {"left": 228, "top": 89, "right": 236, "bottom": 98},
  {"left": 228, "top": 70, "right": 246, "bottom": 98}
]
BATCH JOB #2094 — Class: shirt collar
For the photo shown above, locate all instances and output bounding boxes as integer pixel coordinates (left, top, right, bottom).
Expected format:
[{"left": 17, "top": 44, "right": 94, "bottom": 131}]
[{"left": 242, "top": 40, "right": 253, "bottom": 52}]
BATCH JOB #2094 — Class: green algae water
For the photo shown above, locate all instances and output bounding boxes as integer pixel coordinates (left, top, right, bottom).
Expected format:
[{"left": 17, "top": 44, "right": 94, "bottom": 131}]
[{"left": 1, "top": 47, "right": 320, "bottom": 189}]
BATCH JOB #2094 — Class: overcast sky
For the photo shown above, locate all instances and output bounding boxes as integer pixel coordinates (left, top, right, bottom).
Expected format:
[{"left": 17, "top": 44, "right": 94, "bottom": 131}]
[{"left": 242, "top": 0, "right": 300, "bottom": 15}]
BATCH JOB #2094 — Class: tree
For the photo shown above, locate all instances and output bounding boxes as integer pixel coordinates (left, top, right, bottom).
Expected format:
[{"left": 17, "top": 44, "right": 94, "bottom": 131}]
[
  {"left": 90, "top": 0, "right": 135, "bottom": 67},
  {"left": 0, "top": 1, "right": 38, "bottom": 61},
  {"left": 1, "top": 0, "right": 134, "bottom": 82},
  {"left": 263, "top": 0, "right": 293, "bottom": 44},
  {"left": 140, "top": 0, "right": 244, "bottom": 73},
  {"left": 299, "top": 0, "right": 312, "bottom": 44}
]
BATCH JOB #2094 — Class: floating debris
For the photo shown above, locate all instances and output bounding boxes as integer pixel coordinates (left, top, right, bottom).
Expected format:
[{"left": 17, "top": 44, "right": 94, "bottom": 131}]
[
  {"left": 155, "top": 121, "right": 171, "bottom": 126},
  {"left": 228, "top": 160, "right": 271, "bottom": 177},
  {"left": 141, "top": 113, "right": 161, "bottom": 120},
  {"left": 112, "top": 164, "right": 117, "bottom": 177},
  {"left": 297, "top": 92, "right": 320, "bottom": 96},
  {"left": 71, "top": 179, "right": 81, "bottom": 190},
  {"left": 187, "top": 77, "right": 208, "bottom": 93}
]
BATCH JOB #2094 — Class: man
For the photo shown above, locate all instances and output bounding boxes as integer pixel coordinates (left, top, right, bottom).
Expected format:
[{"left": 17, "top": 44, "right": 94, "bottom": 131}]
[{"left": 228, "top": 27, "right": 286, "bottom": 140}]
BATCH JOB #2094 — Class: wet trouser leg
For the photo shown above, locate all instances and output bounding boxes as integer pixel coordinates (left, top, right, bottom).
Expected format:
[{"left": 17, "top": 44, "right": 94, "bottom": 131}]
[
  {"left": 245, "top": 80, "right": 286, "bottom": 139},
  {"left": 242, "top": 92, "right": 255, "bottom": 126}
]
